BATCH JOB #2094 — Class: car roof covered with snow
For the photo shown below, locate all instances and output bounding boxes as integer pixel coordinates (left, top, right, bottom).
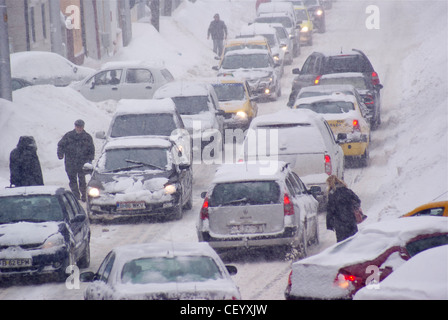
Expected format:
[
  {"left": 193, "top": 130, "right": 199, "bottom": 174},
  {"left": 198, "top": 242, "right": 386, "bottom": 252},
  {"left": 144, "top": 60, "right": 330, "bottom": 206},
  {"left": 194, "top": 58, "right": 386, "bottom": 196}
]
[
  {"left": 102, "top": 137, "right": 173, "bottom": 151},
  {"left": 114, "top": 98, "right": 177, "bottom": 116},
  {"left": 0, "top": 185, "right": 68, "bottom": 197},
  {"left": 153, "top": 81, "right": 213, "bottom": 98},
  {"left": 211, "top": 162, "right": 290, "bottom": 184},
  {"left": 100, "top": 60, "right": 167, "bottom": 71}
]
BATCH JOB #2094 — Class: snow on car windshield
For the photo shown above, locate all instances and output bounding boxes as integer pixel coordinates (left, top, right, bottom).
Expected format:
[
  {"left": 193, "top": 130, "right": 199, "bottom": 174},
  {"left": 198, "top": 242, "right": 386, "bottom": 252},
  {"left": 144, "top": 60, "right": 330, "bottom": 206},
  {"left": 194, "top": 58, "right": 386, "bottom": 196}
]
[
  {"left": 104, "top": 148, "right": 168, "bottom": 172},
  {"left": 171, "top": 96, "right": 209, "bottom": 115},
  {"left": 297, "top": 101, "right": 354, "bottom": 114},
  {"left": 222, "top": 54, "right": 270, "bottom": 69},
  {"left": 120, "top": 256, "right": 223, "bottom": 284},
  {"left": 255, "top": 16, "right": 293, "bottom": 28},
  {"left": 212, "top": 83, "right": 245, "bottom": 101},
  {"left": 0, "top": 195, "right": 63, "bottom": 223},
  {"left": 209, "top": 181, "right": 280, "bottom": 206},
  {"left": 110, "top": 114, "right": 177, "bottom": 138}
]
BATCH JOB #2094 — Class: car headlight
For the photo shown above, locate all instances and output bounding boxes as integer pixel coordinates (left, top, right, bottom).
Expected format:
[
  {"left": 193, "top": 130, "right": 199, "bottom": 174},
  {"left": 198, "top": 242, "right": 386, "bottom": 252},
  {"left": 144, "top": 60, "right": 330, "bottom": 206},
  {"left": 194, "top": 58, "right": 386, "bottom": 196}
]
[
  {"left": 164, "top": 184, "right": 177, "bottom": 195},
  {"left": 42, "top": 233, "right": 65, "bottom": 249},
  {"left": 301, "top": 26, "right": 309, "bottom": 32},
  {"left": 235, "top": 111, "right": 248, "bottom": 119},
  {"left": 315, "top": 9, "right": 323, "bottom": 16},
  {"left": 88, "top": 187, "right": 100, "bottom": 198}
]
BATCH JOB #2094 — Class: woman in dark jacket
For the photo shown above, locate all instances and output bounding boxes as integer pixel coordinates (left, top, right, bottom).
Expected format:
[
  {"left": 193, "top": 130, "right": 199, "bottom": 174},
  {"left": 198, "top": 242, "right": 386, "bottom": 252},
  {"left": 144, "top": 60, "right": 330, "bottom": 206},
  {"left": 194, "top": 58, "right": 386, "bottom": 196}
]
[
  {"left": 326, "top": 175, "right": 361, "bottom": 242},
  {"left": 9, "top": 136, "right": 44, "bottom": 187}
]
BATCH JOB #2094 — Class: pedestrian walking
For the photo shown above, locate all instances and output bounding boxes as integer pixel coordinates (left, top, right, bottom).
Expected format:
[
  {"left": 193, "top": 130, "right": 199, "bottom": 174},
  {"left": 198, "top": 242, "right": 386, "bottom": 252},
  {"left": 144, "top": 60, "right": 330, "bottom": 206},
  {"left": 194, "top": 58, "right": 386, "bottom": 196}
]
[
  {"left": 325, "top": 175, "right": 362, "bottom": 242},
  {"left": 57, "top": 119, "right": 95, "bottom": 201},
  {"left": 207, "top": 13, "right": 228, "bottom": 58},
  {"left": 9, "top": 136, "right": 44, "bottom": 187}
]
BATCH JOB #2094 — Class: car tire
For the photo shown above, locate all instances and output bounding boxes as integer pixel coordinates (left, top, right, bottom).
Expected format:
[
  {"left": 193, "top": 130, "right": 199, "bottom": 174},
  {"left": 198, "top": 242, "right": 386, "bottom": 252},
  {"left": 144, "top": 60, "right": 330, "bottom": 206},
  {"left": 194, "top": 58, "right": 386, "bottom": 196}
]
[
  {"left": 57, "top": 248, "right": 75, "bottom": 282},
  {"left": 183, "top": 190, "right": 193, "bottom": 210},
  {"left": 169, "top": 195, "right": 184, "bottom": 221},
  {"left": 77, "top": 237, "right": 91, "bottom": 269}
]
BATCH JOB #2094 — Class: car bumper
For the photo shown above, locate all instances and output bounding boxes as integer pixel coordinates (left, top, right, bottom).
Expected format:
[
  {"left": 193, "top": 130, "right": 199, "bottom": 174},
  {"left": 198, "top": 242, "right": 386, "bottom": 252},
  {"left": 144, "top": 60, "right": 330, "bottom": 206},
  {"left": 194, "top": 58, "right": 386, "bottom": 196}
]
[
  {"left": 299, "top": 31, "right": 312, "bottom": 43},
  {"left": 223, "top": 116, "right": 250, "bottom": 129},
  {"left": 340, "top": 141, "right": 368, "bottom": 157}
]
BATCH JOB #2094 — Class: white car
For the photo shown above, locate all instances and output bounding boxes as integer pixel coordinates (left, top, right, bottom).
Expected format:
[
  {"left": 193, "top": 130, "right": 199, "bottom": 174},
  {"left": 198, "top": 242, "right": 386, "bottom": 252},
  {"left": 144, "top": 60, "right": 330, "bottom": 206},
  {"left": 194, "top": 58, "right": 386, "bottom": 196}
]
[
  {"left": 81, "top": 242, "right": 241, "bottom": 300},
  {"left": 239, "top": 108, "right": 345, "bottom": 208},
  {"left": 71, "top": 61, "right": 174, "bottom": 102},
  {"left": 10, "top": 51, "right": 95, "bottom": 87},
  {"left": 197, "top": 161, "right": 319, "bottom": 258}
]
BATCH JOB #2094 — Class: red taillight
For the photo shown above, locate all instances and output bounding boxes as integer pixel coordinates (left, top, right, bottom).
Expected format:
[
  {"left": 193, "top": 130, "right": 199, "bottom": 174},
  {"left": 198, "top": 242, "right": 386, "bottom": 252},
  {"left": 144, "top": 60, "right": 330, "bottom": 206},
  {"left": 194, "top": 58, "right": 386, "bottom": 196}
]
[
  {"left": 314, "top": 75, "right": 321, "bottom": 85},
  {"left": 334, "top": 272, "right": 362, "bottom": 289},
  {"left": 324, "top": 154, "right": 332, "bottom": 175},
  {"left": 287, "top": 270, "right": 293, "bottom": 286},
  {"left": 200, "top": 197, "right": 209, "bottom": 220},
  {"left": 353, "top": 119, "right": 360, "bottom": 131},
  {"left": 371, "top": 71, "right": 379, "bottom": 85},
  {"left": 283, "top": 193, "right": 294, "bottom": 216}
]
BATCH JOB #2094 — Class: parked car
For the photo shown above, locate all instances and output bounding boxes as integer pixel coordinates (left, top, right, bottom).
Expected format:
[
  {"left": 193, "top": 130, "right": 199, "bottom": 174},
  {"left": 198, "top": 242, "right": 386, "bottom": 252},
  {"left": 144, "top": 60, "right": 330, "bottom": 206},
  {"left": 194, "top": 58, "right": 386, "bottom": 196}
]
[
  {"left": 81, "top": 242, "right": 241, "bottom": 300},
  {"left": 284, "top": 216, "right": 448, "bottom": 300},
  {"left": 210, "top": 78, "right": 258, "bottom": 129},
  {"left": 293, "top": 5, "right": 314, "bottom": 45},
  {"left": 0, "top": 186, "right": 90, "bottom": 281},
  {"left": 354, "top": 245, "right": 448, "bottom": 300},
  {"left": 303, "top": 0, "right": 326, "bottom": 33},
  {"left": 11, "top": 77, "right": 33, "bottom": 91},
  {"left": 316, "top": 72, "right": 383, "bottom": 129},
  {"left": 214, "top": 48, "right": 282, "bottom": 101},
  {"left": 254, "top": 12, "right": 301, "bottom": 58},
  {"left": 238, "top": 108, "right": 345, "bottom": 208},
  {"left": 10, "top": 51, "right": 95, "bottom": 87},
  {"left": 197, "top": 161, "right": 319, "bottom": 258},
  {"left": 153, "top": 81, "right": 225, "bottom": 154},
  {"left": 86, "top": 137, "right": 193, "bottom": 221},
  {"left": 71, "top": 61, "right": 174, "bottom": 102},
  {"left": 401, "top": 201, "right": 448, "bottom": 217},
  {"left": 288, "top": 49, "right": 381, "bottom": 107},
  {"left": 293, "top": 93, "right": 371, "bottom": 166}
]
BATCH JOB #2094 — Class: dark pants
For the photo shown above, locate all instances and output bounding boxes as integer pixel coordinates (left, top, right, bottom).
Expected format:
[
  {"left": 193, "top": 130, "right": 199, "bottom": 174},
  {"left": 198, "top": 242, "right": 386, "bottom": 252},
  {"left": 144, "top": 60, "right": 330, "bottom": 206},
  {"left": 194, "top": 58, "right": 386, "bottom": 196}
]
[
  {"left": 66, "top": 166, "right": 86, "bottom": 200},
  {"left": 213, "top": 39, "right": 224, "bottom": 57}
]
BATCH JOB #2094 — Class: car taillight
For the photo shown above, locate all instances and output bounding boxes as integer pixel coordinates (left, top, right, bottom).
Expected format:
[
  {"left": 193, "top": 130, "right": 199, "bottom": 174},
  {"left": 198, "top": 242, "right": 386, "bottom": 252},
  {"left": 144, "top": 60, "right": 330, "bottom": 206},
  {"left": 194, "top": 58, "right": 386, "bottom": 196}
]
[
  {"left": 353, "top": 119, "right": 360, "bottom": 131},
  {"left": 324, "top": 154, "right": 332, "bottom": 175},
  {"left": 371, "top": 71, "right": 379, "bottom": 86},
  {"left": 287, "top": 270, "right": 293, "bottom": 287},
  {"left": 283, "top": 193, "right": 294, "bottom": 216},
  {"left": 334, "top": 272, "right": 362, "bottom": 290},
  {"left": 200, "top": 197, "right": 209, "bottom": 220},
  {"left": 314, "top": 75, "right": 321, "bottom": 85}
]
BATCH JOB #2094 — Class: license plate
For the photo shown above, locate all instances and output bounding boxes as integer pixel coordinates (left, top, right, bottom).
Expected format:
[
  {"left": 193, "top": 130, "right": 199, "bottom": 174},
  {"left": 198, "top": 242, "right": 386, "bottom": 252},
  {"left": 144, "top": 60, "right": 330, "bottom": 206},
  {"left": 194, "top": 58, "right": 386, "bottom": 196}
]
[
  {"left": 117, "top": 201, "right": 146, "bottom": 211},
  {"left": 229, "top": 224, "right": 264, "bottom": 235},
  {"left": 0, "top": 258, "right": 32, "bottom": 268}
]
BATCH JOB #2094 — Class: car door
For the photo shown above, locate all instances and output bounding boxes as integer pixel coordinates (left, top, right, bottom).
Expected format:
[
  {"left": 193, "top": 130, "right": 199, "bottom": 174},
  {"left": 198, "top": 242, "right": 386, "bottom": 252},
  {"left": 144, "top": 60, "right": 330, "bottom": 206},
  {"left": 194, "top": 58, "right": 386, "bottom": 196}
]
[
  {"left": 85, "top": 252, "right": 116, "bottom": 300},
  {"left": 62, "top": 192, "right": 89, "bottom": 259},
  {"left": 120, "top": 68, "right": 157, "bottom": 99},
  {"left": 80, "top": 69, "right": 123, "bottom": 101}
]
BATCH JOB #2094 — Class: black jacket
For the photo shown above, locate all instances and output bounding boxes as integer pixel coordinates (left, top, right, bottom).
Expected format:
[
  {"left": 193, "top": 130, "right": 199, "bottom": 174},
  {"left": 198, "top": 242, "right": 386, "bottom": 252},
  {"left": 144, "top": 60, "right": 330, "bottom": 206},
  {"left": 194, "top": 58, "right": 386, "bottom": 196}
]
[
  {"left": 208, "top": 20, "right": 227, "bottom": 40},
  {"left": 10, "top": 136, "right": 44, "bottom": 187},
  {"left": 57, "top": 129, "right": 95, "bottom": 171},
  {"left": 326, "top": 186, "right": 361, "bottom": 242}
]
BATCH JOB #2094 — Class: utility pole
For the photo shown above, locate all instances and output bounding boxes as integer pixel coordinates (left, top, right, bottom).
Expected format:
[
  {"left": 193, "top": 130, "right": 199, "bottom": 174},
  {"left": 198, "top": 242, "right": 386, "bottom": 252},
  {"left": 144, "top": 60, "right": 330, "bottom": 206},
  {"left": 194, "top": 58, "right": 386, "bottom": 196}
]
[
  {"left": 150, "top": 0, "right": 159, "bottom": 31},
  {"left": 49, "top": 0, "right": 64, "bottom": 56},
  {"left": 120, "top": 0, "right": 132, "bottom": 47},
  {"left": 0, "top": 0, "right": 12, "bottom": 101}
]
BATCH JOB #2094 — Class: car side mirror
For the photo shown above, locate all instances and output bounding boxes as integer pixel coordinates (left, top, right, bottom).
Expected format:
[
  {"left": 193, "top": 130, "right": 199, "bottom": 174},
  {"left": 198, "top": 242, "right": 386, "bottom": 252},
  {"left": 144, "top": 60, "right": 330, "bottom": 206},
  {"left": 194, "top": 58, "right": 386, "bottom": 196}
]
[
  {"left": 80, "top": 271, "right": 96, "bottom": 282},
  {"left": 72, "top": 214, "right": 86, "bottom": 223},
  {"left": 337, "top": 133, "right": 347, "bottom": 143},
  {"left": 83, "top": 163, "right": 94, "bottom": 174},
  {"left": 292, "top": 68, "right": 301, "bottom": 74},
  {"left": 200, "top": 191, "right": 207, "bottom": 199},
  {"left": 309, "top": 186, "right": 322, "bottom": 198},
  {"left": 216, "top": 109, "right": 226, "bottom": 116},
  {"left": 375, "top": 84, "right": 383, "bottom": 90},
  {"left": 90, "top": 81, "right": 96, "bottom": 89},
  {"left": 212, "top": 66, "right": 219, "bottom": 71},
  {"left": 226, "top": 265, "right": 238, "bottom": 276},
  {"left": 95, "top": 131, "right": 106, "bottom": 139}
]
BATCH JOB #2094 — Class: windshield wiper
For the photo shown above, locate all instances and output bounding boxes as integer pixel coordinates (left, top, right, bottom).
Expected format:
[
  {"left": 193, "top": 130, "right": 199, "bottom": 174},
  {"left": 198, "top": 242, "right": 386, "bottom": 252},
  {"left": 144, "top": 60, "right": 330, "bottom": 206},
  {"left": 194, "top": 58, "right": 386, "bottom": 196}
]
[
  {"left": 105, "top": 164, "right": 144, "bottom": 173},
  {"left": 125, "top": 159, "right": 164, "bottom": 171},
  {"left": 222, "top": 197, "right": 249, "bottom": 206}
]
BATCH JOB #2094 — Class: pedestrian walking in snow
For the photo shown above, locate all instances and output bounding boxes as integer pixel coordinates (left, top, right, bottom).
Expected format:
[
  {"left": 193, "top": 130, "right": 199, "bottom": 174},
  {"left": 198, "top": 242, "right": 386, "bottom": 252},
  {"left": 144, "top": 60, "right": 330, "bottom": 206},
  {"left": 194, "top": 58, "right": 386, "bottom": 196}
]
[
  {"left": 9, "top": 136, "right": 44, "bottom": 187},
  {"left": 326, "top": 175, "right": 362, "bottom": 242},
  {"left": 57, "top": 119, "right": 95, "bottom": 202},
  {"left": 207, "top": 13, "right": 228, "bottom": 58}
]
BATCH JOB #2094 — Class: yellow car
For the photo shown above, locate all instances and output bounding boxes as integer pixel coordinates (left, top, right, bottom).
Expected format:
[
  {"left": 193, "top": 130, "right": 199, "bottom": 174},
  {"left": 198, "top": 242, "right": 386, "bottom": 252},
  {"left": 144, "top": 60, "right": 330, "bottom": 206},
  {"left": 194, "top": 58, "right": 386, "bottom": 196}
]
[
  {"left": 294, "top": 93, "right": 371, "bottom": 166},
  {"left": 219, "top": 36, "right": 272, "bottom": 65},
  {"left": 402, "top": 201, "right": 448, "bottom": 217},
  {"left": 293, "top": 5, "right": 314, "bottom": 46},
  {"left": 210, "top": 78, "right": 258, "bottom": 129}
]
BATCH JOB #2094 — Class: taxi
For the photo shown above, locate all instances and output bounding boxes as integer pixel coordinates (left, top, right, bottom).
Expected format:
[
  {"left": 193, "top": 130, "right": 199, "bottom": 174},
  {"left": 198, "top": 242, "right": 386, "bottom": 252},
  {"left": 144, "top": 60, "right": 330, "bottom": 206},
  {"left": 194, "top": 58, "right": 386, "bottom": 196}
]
[
  {"left": 293, "top": 5, "right": 314, "bottom": 46},
  {"left": 401, "top": 201, "right": 448, "bottom": 217},
  {"left": 210, "top": 78, "right": 258, "bottom": 129},
  {"left": 219, "top": 36, "right": 272, "bottom": 65},
  {"left": 294, "top": 93, "right": 371, "bottom": 166}
]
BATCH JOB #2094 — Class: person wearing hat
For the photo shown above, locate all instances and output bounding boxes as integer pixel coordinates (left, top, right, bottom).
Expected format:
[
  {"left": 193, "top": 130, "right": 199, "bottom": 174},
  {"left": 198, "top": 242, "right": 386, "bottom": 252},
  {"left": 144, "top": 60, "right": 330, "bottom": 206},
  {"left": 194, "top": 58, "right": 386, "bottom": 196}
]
[
  {"left": 207, "top": 13, "right": 227, "bottom": 58},
  {"left": 9, "top": 136, "right": 44, "bottom": 187},
  {"left": 57, "top": 119, "right": 95, "bottom": 202}
]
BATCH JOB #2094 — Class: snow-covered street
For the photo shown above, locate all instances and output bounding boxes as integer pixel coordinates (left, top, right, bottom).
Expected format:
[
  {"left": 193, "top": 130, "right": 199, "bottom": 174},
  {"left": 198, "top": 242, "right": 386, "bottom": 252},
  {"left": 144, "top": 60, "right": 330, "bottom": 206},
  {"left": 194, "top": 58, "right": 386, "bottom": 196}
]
[{"left": 0, "top": 0, "right": 446, "bottom": 300}]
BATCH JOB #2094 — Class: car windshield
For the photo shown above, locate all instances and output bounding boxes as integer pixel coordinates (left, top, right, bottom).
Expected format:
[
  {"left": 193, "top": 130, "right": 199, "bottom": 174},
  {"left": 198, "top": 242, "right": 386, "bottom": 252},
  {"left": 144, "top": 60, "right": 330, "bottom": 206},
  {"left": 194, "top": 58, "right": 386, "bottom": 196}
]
[
  {"left": 212, "top": 83, "right": 246, "bottom": 101},
  {"left": 295, "top": 9, "right": 309, "bottom": 21},
  {"left": 104, "top": 147, "right": 169, "bottom": 173},
  {"left": 110, "top": 114, "right": 177, "bottom": 138},
  {"left": 405, "top": 234, "right": 448, "bottom": 257},
  {"left": 296, "top": 101, "right": 354, "bottom": 113},
  {"left": 255, "top": 16, "right": 293, "bottom": 28},
  {"left": 121, "top": 256, "right": 223, "bottom": 284},
  {"left": 299, "top": 90, "right": 354, "bottom": 99},
  {"left": 319, "top": 77, "right": 368, "bottom": 90},
  {"left": 209, "top": 181, "right": 280, "bottom": 206},
  {"left": 222, "top": 53, "right": 270, "bottom": 69},
  {"left": 171, "top": 96, "right": 210, "bottom": 115},
  {"left": 0, "top": 195, "right": 63, "bottom": 224}
]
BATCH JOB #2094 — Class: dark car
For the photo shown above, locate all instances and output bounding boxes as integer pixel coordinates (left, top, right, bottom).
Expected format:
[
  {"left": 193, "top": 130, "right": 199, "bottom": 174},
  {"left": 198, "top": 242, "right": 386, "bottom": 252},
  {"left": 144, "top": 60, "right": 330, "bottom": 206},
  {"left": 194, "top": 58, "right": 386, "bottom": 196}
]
[
  {"left": 303, "top": 0, "right": 326, "bottom": 33},
  {"left": 288, "top": 49, "right": 381, "bottom": 107},
  {"left": 86, "top": 137, "right": 193, "bottom": 222},
  {"left": 11, "top": 78, "right": 33, "bottom": 91},
  {"left": 0, "top": 186, "right": 91, "bottom": 281}
]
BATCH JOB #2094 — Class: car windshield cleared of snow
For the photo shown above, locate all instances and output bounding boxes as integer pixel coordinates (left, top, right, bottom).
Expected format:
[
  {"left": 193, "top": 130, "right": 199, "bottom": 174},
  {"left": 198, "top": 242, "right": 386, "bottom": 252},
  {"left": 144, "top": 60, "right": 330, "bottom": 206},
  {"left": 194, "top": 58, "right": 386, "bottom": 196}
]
[
  {"left": 104, "top": 147, "right": 169, "bottom": 173},
  {"left": 324, "top": 55, "right": 372, "bottom": 73},
  {"left": 299, "top": 90, "right": 354, "bottom": 99},
  {"left": 110, "top": 114, "right": 177, "bottom": 138},
  {"left": 255, "top": 16, "right": 293, "bottom": 28},
  {"left": 297, "top": 101, "right": 354, "bottom": 114},
  {"left": 212, "top": 83, "right": 245, "bottom": 101},
  {"left": 209, "top": 181, "right": 280, "bottom": 206},
  {"left": 222, "top": 53, "right": 270, "bottom": 69},
  {"left": 171, "top": 96, "right": 209, "bottom": 115},
  {"left": 319, "top": 77, "right": 368, "bottom": 90},
  {"left": 120, "top": 256, "right": 224, "bottom": 284},
  {"left": 0, "top": 195, "right": 63, "bottom": 223}
]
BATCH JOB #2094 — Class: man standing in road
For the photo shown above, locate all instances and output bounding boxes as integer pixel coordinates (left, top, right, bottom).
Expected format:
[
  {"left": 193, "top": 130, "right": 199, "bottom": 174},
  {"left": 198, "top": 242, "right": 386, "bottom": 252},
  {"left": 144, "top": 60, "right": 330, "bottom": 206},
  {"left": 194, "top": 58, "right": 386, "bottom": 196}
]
[
  {"left": 57, "top": 119, "right": 95, "bottom": 202},
  {"left": 207, "top": 13, "right": 228, "bottom": 58}
]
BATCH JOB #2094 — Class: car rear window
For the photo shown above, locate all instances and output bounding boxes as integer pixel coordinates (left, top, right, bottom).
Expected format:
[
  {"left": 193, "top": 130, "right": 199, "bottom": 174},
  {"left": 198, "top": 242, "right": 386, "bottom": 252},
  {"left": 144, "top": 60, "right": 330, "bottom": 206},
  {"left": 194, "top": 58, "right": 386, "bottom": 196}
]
[
  {"left": 171, "top": 96, "right": 209, "bottom": 115},
  {"left": 324, "top": 55, "right": 373, "bottom": 73},
  {"left": 406, "top": 234, "right": 448, "bottom": 257},
  {"left": 296, "top": 101, "right": 354, "bottom": 114},
  {"left": 110, "top": 114, "right": 177, "bottom": 137},
  {"left": 319, "top": 76, "right": 368, "bottom": 90},
  {"left": 209, "top": 181, "right": 280, "bottom": 206}
]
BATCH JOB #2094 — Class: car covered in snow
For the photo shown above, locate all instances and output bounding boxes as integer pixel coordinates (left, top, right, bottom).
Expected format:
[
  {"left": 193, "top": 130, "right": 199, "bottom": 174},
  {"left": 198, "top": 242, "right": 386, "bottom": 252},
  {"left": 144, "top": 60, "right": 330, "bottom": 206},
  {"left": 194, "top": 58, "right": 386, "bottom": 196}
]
[
  {"left": 293, "top": 93, "right": 371, "bottom": 166},
  {"left": 85, "top": 137, "right": 192, "bottom": 221},
  {"left": 197, "top": 161, "right": 319, "bottom": 258},
  {"left": 71, "top": 61, "right": 174, "bottom": 102},
  {"left": 10, "top": 51, "right": 95, "bottom": 87},
  {"left": 80, "top": 242, "right": 241, "bottom": 300},
  {"left": 0, "top": 186, "right": 90, "bottom": 281},
  {"left": 401, "top": 201, "right": 448, "bottom": 218},
  {"left": 284, "top": 216, "right": 448, "bottom": 300}
]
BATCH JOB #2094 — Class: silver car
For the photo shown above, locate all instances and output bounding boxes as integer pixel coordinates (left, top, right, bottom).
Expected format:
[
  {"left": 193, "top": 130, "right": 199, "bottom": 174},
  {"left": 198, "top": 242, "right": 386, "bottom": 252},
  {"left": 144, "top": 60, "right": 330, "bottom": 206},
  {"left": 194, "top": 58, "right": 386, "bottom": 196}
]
[{"left": 197, "top": 161, "right": 319, "bottom": 258}]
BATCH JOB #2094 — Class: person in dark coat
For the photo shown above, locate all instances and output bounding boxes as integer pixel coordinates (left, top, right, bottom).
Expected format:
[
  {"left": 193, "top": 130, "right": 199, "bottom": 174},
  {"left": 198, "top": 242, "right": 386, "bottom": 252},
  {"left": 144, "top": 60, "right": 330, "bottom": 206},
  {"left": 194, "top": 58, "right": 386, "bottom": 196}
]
[
  {"left": 207, "top": 13, "right": 228, "bottom": 57},
  {"left": 9, "top": 136, "right": 44, "bottom": 187},
  {"left": 57, "top": 119, "right": 95, "bottom": 201},
  {"left": 326, "top": 175, "right": 361, "bottom": 242}
]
